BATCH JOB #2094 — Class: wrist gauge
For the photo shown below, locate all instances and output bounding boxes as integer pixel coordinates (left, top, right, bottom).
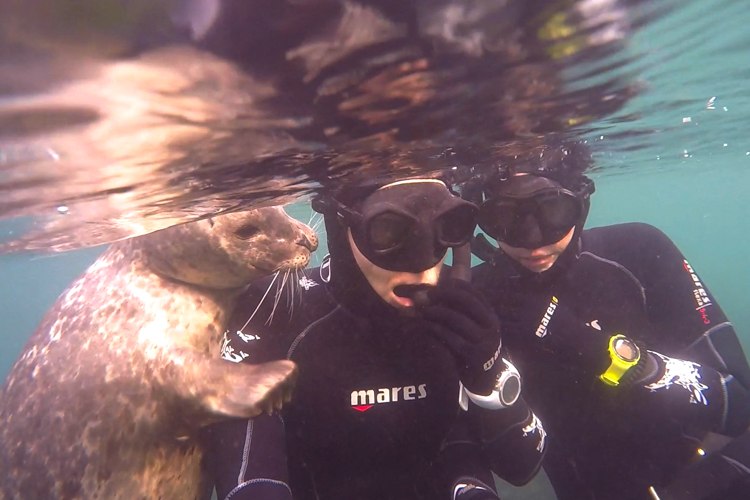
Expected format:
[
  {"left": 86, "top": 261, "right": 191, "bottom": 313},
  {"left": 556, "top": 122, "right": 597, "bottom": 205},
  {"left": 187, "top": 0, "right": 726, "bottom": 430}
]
[
  {"left": 599, "top": 334, "right": 640, "bottom": 386},
  {"left": 461, "top": 358, "right": 521, "bottom": 410}
]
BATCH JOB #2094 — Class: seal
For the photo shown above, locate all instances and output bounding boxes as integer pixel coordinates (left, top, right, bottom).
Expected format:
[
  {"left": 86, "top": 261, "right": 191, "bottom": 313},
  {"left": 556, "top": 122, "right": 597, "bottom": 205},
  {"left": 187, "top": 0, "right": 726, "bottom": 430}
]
[{"left": 0, "top": 207, "right": 318, "bottom": 499}]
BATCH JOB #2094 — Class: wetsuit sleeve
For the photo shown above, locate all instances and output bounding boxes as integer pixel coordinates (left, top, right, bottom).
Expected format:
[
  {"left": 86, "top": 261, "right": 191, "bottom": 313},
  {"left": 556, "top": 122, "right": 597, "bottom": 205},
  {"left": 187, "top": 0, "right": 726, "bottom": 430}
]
[
  {"left": 432, "top": 425, "right": 502, "bottom": 500},
  {"left": 426, "top": 383, "right": 545, "bottom": 498},
  {"left": 478, "top": 398, "right": 547, "bottom": 486},
  {"left": 202, "top": 415, "right": 293, "bottom": 500},
  {"left": 620, "top": 224, "right": 750, "bottom": 436},
  {"left": 430, "top": 398, "right": 545, "bottom": 500},
  {"left": 654, "top": 429, "right": 750, "bottom": 500},
  {"left": 467, "top": 396, "right": 547, "bottom": 486},
  {"left": 203, "top": 281, "right": 295, "bottom": 499}
]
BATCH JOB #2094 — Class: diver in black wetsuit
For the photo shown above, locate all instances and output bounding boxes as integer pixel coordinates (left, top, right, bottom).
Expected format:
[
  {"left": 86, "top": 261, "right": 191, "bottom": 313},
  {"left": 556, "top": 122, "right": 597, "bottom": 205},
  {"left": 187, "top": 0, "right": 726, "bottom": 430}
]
[
  {"left": 469, "top": 145, "right": 750, "bottom": 500},
  {"left": 203, "top": 178, "right": 547, "bottom": 500}
]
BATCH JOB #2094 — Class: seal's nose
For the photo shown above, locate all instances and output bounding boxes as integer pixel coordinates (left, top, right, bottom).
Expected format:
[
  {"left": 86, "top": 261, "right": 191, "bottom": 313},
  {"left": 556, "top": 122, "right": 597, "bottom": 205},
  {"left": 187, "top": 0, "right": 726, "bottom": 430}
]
[{"left": 297, "top": 232, "right": 318, "bottom": 252}]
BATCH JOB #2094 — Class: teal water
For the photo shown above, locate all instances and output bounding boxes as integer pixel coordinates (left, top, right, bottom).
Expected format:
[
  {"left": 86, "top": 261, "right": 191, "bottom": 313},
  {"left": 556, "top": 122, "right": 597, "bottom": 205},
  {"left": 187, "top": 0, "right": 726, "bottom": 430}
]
[
  {"left": 1, "top": 1, "right": 749, "bottom": 498},
  {"left": 3, "top": 170, "right": 743, "bottom": 499}
]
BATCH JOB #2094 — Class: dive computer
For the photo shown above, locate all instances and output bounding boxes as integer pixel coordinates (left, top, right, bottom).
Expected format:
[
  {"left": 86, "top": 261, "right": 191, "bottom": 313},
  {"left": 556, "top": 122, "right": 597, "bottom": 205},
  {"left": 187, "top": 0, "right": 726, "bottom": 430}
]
[{"left": 599, "top": 334, "right": 641, "bottom": 386}]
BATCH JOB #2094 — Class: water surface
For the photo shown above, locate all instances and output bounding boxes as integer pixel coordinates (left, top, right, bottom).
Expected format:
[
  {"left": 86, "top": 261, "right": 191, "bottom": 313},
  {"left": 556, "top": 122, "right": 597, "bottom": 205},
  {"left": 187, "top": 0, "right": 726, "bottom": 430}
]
[{"left": 1, "top": 1, "right": 749, "bottom": 498}]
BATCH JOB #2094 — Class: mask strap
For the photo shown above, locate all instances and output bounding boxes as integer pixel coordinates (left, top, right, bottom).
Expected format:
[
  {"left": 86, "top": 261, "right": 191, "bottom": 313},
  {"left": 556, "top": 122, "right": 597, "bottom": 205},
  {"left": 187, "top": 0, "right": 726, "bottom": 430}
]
[{"left": 311, "top": 196, "right": 361, "bottom": 226}]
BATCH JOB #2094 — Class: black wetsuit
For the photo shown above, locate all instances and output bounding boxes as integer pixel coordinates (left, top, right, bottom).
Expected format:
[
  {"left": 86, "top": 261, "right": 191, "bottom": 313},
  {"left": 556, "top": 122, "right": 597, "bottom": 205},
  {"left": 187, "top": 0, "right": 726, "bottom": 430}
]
[
  {"left": 473, "top": 222, "right": 750, "bottom": 500},
  {"left": 204, "top": 256, "right": 547, "bottom": 500}
]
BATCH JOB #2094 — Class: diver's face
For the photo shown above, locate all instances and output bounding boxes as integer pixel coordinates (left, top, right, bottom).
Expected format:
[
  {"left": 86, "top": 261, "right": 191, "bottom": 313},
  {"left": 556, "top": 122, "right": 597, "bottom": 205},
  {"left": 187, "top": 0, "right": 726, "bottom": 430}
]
[
  {"left": 348, "top": 230, "right": 445, "bottom": 310},
  {"left": 496, "top": 226, "right": 575, "bottom": 273}
]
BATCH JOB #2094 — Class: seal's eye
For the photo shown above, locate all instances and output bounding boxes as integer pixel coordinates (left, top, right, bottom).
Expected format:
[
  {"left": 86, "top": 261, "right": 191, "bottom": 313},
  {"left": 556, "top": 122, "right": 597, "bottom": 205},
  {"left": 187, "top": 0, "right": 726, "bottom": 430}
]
[{"left": 236, "top": 224, "right": 260, "bottom": 240}]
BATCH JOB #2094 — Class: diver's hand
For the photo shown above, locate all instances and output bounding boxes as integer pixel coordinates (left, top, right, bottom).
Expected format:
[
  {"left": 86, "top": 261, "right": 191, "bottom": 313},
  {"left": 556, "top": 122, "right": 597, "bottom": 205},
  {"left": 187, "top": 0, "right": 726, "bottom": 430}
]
[{"left": 417, "top": 279, "right": 503, "bottom": 395}]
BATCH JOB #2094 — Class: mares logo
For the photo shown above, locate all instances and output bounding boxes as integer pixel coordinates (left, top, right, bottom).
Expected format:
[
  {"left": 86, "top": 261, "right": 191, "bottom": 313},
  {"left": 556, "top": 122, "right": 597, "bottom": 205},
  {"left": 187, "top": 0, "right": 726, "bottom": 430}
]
[
  {"left": 483, "top": 344, "right": 502, "bottom": 371},
  {"left": 220, "top": 331, "right": 250, "bottom": 363},
  {"left": 350, "top": 384, "right": 427, "bottom": 412},
  {"left": 535, "top": 296, "right": 559, "bottom": 338},
  {"left": 319, "top": 255, "right": 332, "bottom": 283},
  {"left": 683, "top": 260, "right": 712, "bottom": 323}
]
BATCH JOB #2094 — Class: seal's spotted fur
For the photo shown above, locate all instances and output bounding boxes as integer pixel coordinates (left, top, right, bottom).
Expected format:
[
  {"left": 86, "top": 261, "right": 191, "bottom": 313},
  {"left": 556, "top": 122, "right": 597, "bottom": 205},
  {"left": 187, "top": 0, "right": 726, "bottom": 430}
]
[{"left": 0, "top": 208, "right": 317, "bottom": 499}]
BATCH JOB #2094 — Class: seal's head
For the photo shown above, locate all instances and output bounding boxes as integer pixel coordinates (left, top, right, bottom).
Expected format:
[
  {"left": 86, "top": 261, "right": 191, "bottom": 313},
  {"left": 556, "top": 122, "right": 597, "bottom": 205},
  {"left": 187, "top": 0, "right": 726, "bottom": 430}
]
[{"left": 138, "top": 207, "right": 318, "bottom": 288}]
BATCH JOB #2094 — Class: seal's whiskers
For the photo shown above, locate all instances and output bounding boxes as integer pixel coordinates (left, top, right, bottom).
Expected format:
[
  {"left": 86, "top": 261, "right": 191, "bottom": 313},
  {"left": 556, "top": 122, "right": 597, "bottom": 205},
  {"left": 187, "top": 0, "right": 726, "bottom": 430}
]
[
  {"left": 239, "top": 270, "right": 280, "bottom": 333},
  {"left": 268, "top": 269, "right": 289, "bottom": 325},
  {"left": 293, "top": 267, "right": 303, "bottom": 313},
  {"left": 290, "top": 268, "right": 296, "bottom": 308},
  {"left": 285, "top": 268, "right": 295, "bottom": 317}
]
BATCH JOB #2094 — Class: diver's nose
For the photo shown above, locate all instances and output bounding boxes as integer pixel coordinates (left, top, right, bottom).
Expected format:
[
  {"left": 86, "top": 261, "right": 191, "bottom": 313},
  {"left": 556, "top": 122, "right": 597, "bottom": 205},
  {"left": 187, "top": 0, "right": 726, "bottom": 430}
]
[
  {"left": 297, "top": 232, "right": 318, "bottom": 252},
  {"left": 517, "top": 213, "right": 544, "bottom": 248}
]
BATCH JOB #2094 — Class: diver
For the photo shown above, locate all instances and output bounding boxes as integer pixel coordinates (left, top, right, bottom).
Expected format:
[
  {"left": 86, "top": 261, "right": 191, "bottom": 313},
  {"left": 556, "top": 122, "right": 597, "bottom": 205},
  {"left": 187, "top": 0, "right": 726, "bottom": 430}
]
[
  {"left": 468, "top": 142, "right": 750, "bottom": 500},
  {"left": 202, "top": 177, "right": 547, "bottom": 500}
]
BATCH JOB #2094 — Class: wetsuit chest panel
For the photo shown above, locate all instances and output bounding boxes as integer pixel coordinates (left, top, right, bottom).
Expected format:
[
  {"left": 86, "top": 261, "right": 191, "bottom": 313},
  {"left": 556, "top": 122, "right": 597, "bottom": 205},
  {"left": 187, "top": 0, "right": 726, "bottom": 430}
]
[
  {"left": 563, "top": 253, "right": 650, "bottom": 336},
  {"left": 284, "top": 312, "right": 460, "bottom": 486},
  {"left": 520, "top": 256, "right": 651, "bottom": 428}
]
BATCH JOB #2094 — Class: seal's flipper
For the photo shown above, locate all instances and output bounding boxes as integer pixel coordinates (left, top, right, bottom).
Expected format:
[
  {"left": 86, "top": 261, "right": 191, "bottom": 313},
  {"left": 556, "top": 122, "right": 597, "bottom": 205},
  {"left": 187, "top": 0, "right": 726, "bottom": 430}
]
[
  {"left": 201, "top": 359, "right": 298, "bottom": 421},
  {"left": 238, "top": 360, "right": 298, "bottom": 417}
]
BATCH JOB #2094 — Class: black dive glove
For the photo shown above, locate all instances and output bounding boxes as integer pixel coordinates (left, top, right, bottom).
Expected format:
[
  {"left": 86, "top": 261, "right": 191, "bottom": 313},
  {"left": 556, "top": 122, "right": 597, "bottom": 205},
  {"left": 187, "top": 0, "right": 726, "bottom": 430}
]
[{"left": 417, "top": 279, "right": 504, "bottom": 395}]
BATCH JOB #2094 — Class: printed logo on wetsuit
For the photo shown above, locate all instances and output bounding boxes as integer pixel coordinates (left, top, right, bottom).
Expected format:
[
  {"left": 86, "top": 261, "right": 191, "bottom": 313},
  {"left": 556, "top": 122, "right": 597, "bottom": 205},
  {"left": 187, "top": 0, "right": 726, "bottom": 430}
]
[
  {"left": 645, "top": 352, "right": 709, "bottom": 405},
  {"left": 483, "top": 344, "right": 502, "bottom": 371},
  {"left": 587, "top": 319, "right": 602, "bottom": 331},
  {"left": 682, "top": 260, "right": 712, "bottom": 324},
  {"left": 237, "top": 331, "right": 260, "bottom": 343},
  {"left": 535, "top": 296, "right": 559, "bottom": 338},
  {"left": 522, "top": 412, "right": 547, "bottom": 453},
  {"left": 319, "top": 255, "right": 332, "bottom": 283},
  {"left": 453, "top": 482, "right": 491, "bottom": 499},
  {"left": 350, "top": 384, "right": 427, "bottom": 412},
  {"left": 298, "top": 276, "right": 318, "bottom": 290},
  {"left": 220, "top": 330, "right": 250, "bottom": 363}
]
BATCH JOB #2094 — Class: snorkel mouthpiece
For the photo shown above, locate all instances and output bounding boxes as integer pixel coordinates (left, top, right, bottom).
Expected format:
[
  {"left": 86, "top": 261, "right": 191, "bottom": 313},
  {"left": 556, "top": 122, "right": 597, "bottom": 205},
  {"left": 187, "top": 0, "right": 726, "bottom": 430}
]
[{"left": 393, "top": 284, "right": 432, "bottom": 307}]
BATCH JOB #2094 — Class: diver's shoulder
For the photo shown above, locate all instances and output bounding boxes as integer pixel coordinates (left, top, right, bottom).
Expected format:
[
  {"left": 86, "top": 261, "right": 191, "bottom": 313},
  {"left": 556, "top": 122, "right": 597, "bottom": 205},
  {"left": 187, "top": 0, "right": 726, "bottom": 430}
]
[
  {"left": 470, "top": 260, "right": 510, "bottom": 291},
  {"left": 582, "top": 222, "right": 674, "bottom": 253}
]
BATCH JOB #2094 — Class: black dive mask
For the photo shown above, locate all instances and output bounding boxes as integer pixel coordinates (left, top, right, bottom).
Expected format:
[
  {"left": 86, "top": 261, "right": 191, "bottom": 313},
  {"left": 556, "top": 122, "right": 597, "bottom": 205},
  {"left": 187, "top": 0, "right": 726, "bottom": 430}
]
[
  {"left": 478, "top": 175, "right": 592, "bottom": 249},
  {"left": 317, "top": 181, "right": 478, "bottom": 273}
]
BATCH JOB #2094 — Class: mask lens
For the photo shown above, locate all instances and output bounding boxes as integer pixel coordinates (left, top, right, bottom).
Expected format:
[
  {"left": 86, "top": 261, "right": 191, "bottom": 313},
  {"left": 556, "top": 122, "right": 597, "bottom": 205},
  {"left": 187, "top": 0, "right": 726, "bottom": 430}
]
[
  {"left": 437, "top": 204, "right": 477, "bottom": 246},
  {"left": 367, "top": 211, "right": 413, "bottom": 252},
  {"left": 477, "top": 198, "right": 520, "bottom": 241},
  {"left": 536, "top": 193, "right": 580, "bottom": 230},
  {"left": 479, "top": 190, "right": 580, "bottom": 248}
]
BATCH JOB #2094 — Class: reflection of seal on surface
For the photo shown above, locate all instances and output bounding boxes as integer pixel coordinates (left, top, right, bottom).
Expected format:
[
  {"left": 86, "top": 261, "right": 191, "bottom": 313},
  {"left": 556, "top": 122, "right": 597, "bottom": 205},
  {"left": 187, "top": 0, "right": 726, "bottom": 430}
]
[{"left": 0, "top": 208, "right": 318, "bottom": 499}]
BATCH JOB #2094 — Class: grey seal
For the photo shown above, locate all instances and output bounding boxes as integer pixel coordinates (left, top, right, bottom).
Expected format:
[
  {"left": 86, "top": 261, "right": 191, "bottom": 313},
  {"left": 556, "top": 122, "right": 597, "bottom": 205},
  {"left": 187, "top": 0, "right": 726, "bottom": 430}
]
[{"left": 0, "top": 207, "right": 318, "bottom": 499}]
